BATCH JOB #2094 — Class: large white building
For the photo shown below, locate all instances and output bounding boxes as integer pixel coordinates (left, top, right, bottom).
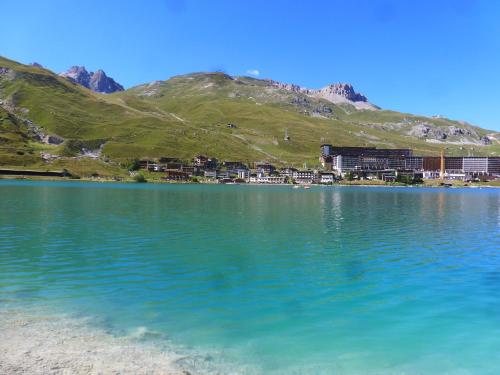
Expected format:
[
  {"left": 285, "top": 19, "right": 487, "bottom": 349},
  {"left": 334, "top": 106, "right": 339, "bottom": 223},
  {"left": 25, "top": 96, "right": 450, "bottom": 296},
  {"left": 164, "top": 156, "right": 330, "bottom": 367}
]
[
  {"left": 292, "top": 170, "right": 316, "bottom": 184},
  {"left": 249, "top": 175, "right": 286, "bottom": 184},
  {"left": 463, "top": 157, "right": 489, "bottom": 174},
  {"left": 325, "top": 145, "right": 500, "bottom": 180}
]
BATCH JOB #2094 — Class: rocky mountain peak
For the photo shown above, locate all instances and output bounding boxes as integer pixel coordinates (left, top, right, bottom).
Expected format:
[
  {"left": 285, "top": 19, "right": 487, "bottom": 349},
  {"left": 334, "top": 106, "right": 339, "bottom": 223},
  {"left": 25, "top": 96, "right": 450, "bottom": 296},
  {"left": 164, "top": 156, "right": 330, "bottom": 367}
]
[
  {"left": 60, "top": 66, "right": 91, "bottom": 87},
  {"left": 319, "top": 83, "right": 368, "bottom": 103},
  {"left": 59, "top": 66, "right": 124, "bottom": 93},
  {"left": 266, "top": 79, "right": 376, "bottom": 110},
  {"left": 88, "top": 69, "right": 124, "bottom": 93}
]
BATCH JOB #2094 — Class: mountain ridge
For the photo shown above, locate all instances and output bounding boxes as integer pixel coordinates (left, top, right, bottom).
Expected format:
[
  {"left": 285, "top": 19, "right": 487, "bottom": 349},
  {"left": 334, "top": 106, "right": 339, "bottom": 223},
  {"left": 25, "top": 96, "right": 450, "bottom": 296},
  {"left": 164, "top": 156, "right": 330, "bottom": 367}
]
[
  {"left": 0, "top": 56, "right": 499, "bottom": 177},
  {"left": 129, "top": 71, "right": 377, "bottom": 110}
]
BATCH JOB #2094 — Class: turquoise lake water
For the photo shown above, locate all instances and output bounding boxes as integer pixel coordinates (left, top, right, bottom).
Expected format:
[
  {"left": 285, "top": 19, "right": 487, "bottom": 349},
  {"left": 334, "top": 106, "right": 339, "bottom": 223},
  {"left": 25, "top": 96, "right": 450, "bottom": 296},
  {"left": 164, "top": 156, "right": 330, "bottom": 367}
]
[{"left": 1, "top": 180, "right": 499, "bottom": 374}]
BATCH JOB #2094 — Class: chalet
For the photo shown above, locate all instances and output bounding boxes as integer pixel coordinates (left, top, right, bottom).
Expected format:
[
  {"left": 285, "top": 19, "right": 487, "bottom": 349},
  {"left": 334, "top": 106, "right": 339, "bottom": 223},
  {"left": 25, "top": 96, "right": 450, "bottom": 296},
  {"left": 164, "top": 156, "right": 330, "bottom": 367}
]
[
  {"left": 194, "top": 156, "right": 220, "bottom": 170},
  {"left": 194, "top": 155, "right": 208, "bottom": 167},
  {"left": 159, "top": 157, "right": 181, "bottom": 163},
  {"left": 164, "top": 161, "right": 183, "bottom": 170},
  {"left": 181, "top": 165, "right": 196, "bottom": 176},
  {"left": 139, "top": 160, "right": 155, "bottom": 170}
]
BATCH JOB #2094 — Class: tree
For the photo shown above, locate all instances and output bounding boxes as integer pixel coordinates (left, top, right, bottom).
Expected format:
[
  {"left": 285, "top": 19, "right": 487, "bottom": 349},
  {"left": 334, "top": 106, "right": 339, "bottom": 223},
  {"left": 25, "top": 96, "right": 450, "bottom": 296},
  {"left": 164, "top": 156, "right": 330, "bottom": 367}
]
[
  {"left": 123, "top": 159, "right": 141, "bottom": 171},
  {"left": 396, "top": 174, "right": 420, "bottom": 185},
  {"left": 134, "top": 174, "right": 147, "bottom": 183},
  {"left": 344, "top": 171, "right": 354, "bottom": 181}
]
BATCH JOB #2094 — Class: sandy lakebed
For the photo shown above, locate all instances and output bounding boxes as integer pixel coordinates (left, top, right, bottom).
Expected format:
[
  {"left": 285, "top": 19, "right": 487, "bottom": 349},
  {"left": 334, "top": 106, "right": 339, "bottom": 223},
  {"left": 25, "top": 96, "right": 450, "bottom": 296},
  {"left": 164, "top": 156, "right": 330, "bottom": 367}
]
[{"left": 0, "top": 307, "right": 197, "bottom": 375}]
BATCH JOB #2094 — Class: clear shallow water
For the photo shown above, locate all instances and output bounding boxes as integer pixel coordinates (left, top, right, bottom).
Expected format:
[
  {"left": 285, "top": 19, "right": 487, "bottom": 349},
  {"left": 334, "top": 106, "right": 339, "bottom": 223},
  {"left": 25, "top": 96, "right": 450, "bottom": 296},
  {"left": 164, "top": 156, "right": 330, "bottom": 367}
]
[{"left": 1, "top": 181, "right": 499, "bottom": 374}]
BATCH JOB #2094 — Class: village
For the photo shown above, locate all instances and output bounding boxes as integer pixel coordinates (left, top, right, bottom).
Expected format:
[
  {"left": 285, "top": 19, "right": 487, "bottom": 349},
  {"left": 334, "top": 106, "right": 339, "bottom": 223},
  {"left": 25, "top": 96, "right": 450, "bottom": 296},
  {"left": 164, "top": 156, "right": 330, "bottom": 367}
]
[{"left": 137, "top": 144, "right": 500, "bottom": 185}]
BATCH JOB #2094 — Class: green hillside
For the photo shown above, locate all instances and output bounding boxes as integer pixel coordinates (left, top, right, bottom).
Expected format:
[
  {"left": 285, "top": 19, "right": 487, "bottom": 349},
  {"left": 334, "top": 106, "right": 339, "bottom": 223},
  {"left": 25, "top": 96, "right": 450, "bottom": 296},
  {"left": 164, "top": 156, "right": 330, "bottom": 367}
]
[{"left": 1, "top": 56, "right": 499, "bottom": 177}]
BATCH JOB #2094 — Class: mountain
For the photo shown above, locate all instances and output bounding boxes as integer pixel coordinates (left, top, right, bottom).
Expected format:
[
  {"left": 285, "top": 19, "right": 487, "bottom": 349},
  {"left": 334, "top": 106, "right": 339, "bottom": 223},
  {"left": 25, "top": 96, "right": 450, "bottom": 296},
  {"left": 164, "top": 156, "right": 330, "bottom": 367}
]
[
  {"left": 59, "top": 66, "right": 124, "bottom": 93},
  {"left": 123, "top": 72, "right": 497, "bottom": 148},
  {"left": 0, "top": 56, "right": 499, "bottom": 177}
]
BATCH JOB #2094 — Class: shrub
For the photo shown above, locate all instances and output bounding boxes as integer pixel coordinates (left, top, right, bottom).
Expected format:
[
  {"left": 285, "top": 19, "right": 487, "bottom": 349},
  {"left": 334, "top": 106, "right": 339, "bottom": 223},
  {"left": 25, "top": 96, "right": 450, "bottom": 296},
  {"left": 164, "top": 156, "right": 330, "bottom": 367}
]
[
  {"left": 396, "top": 174, "right": 421, "bottom": 185},
  {"left": 134, "top": 174, "right": 147, "bottom": 183}
]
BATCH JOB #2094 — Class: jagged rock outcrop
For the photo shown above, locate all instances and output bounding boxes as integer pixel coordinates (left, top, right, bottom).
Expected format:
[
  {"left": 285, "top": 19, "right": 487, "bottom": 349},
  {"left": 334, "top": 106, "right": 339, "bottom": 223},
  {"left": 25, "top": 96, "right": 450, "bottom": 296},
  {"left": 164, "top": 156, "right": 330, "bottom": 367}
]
[
  {"left": 59, "top": 66, "right": 124, "bottom": 93},
  {"left": 405, "top": 121, "right": 494, "bottom": 144},
  {"left": 30, "top": 62, "right": 43, "bottom": 68},
  {"left": 408, "top": 123, "right": 446, "bottom": 140},
  {"left": 60, "top": 66, "right": 91, "bottom": 87},
  {"left": 21, "top": 119, "right": 64, "bottom": 145},
  {"left": 266, "top": 79, "right": 377, "bottom": 110},
  {"left": 0, "top": 67, "right": 16, "bottom": 81},
  {"left": 44, "top": 135, "right": 64, "bottom": 145},
  {"left": 89, "top": 70, "right": 124, "bottom": 94},
  {"left": 289, "top": 95, "right": 333, "bottom": 112},
  {"left": 267, "top": 80, "right": 304, "bottom": 94},
  {"left": 317, "top": 83, "right": 368, "bottom": 103},
  {"left": 408, "top": 123, "right": 431, "bottom": 138},
  {"left": 480, "top": 136, "right": 491, "bottom": 145}
]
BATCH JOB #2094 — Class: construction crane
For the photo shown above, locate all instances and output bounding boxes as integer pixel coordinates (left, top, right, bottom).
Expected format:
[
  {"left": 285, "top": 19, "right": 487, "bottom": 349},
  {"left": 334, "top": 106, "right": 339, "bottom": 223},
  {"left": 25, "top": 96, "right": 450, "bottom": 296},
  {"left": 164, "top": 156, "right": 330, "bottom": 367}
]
[{"left": 440, "top": 148, "right": 445, "bottom": 180}]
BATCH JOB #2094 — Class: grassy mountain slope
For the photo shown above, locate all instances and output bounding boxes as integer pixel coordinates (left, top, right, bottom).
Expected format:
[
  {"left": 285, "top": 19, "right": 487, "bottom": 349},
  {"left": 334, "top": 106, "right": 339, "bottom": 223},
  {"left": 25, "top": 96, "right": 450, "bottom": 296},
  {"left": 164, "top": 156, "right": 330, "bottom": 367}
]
[
  {"left": 1, "top": 56, "right": 499, "bottom": 176},
  {"left": 116, "top": 72, "right": 500, "bottom": 160}
]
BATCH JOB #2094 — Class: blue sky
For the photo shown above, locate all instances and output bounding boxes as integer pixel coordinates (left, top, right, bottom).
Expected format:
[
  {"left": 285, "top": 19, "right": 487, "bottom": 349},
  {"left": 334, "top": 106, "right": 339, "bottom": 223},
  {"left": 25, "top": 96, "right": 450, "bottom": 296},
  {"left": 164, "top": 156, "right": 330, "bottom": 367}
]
[{"left": 1, "top": 0, "right": 500, "bottom": 130}]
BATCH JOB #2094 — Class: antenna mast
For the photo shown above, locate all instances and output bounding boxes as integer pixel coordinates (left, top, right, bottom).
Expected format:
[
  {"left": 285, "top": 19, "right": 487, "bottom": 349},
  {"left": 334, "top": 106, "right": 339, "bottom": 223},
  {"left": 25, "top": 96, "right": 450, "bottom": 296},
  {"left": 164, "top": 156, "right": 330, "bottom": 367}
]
[{"left": 284, "top": 128, "right": 290, "bottom": 141}]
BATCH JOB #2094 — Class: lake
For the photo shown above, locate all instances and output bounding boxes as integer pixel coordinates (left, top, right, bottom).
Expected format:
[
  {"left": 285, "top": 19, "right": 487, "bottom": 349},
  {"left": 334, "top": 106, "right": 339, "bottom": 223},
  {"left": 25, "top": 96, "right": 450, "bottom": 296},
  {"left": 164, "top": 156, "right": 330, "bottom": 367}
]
[{"left": 1, "top": 181, "right": 499, "bottom": 374}]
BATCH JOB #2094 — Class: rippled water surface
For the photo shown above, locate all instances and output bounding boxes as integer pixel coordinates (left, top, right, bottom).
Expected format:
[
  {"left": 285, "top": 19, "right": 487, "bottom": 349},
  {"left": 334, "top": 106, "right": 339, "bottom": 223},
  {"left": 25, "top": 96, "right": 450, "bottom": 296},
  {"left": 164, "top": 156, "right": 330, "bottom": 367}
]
[{"left": 1, "top": 181, "right": 499, "bottom": 374}]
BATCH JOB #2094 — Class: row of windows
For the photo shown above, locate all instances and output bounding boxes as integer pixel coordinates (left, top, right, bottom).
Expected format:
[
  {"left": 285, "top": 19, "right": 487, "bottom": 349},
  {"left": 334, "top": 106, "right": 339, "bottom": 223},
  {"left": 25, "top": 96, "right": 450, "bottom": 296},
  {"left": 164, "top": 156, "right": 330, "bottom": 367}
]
[{"left": 332, "top": 155, "right": 500, "bottom": 173}]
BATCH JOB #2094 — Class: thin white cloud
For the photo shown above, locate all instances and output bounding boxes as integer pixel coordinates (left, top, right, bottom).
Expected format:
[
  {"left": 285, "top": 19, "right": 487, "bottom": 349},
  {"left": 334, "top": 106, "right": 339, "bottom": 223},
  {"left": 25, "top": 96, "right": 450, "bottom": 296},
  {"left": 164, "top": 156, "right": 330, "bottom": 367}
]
[{"left": 246, "top": 69, "right": 260, "bottom": 76}]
